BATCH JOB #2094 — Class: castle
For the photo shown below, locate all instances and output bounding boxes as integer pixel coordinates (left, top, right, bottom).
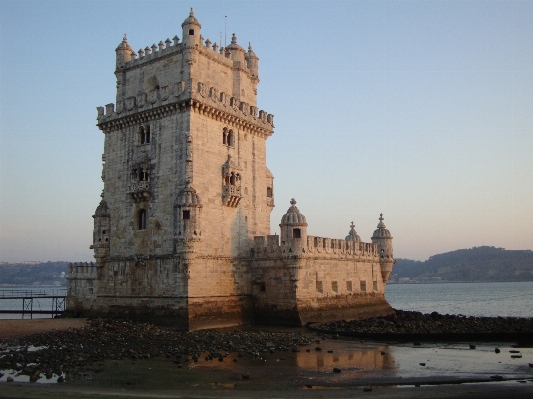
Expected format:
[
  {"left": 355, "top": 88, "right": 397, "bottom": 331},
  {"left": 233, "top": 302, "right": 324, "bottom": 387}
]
[{"left": 67, "top": 10, "right": 395, "bottom": 330}]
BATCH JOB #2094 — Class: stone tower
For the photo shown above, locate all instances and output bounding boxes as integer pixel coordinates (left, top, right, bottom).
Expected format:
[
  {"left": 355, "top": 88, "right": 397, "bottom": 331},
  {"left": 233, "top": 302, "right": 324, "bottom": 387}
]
[
  {"left": 67, "top": 9, "right": 275, "bottom": 329},
  {"left": 67, "top": 10, "right": 395, "bottom": 329}
]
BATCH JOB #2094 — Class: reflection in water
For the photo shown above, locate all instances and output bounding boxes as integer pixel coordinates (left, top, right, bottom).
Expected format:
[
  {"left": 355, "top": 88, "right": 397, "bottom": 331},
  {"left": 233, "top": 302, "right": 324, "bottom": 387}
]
[{"left": 295, "top": 344, "right": 396, "bottom": 372}]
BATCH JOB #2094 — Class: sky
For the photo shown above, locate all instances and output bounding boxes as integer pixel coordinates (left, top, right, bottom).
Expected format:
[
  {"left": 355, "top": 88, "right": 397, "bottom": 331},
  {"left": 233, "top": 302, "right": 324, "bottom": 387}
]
[{"left": 0, "top": 0, "right": 531, "bottom": 262}]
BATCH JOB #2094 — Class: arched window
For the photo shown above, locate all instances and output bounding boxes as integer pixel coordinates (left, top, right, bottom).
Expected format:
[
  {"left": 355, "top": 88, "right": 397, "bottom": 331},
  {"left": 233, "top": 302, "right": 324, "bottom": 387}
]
[
  {"left": 228, "top": 130, "right": 234, "bottom": 147},
  {"left": 138, "top": 209, "right": 147, "bottom": 230},
  {"left": 222, "top": 128, "right": 228, "bottom": 145},
  {"left": 139, "top": 126, "right": 145, "bottom": 144},
  {"left": 229, "top": 172, "right": 236, "bottom": 185}
]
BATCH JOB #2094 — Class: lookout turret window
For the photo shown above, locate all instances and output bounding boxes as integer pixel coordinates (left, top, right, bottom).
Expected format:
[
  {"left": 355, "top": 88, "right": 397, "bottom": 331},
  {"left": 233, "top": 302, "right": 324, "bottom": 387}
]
[
  {"left": 189, "top": 29, "right": 194, "bottom": 35},
  {"left": 182, "top": 210, "right": 190, "bottom": 220},
  {"left": 140, "top": 125, "right": 151, "bottom": 145},
  {"left": 293, "top": 228, "right": 301, "bottom": 238}
]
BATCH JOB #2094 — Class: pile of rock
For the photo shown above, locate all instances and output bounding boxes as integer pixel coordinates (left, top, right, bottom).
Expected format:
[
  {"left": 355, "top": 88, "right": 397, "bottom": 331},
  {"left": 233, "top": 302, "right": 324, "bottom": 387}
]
[
  {"left": 317, "top": 310, "right": 533, "bottom": 335},
  {"left": 0, "top": 319, "right": 313, "bottom": 382}
]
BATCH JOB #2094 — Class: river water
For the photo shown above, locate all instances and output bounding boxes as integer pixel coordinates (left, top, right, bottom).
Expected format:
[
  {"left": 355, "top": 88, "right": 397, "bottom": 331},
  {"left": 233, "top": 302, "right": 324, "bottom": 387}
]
[
  {"left": 385, "top": 281, "right": 533, "bottom": 318},
  {"left": 1, "top": 282, "right": 532, "bottom": 319}
]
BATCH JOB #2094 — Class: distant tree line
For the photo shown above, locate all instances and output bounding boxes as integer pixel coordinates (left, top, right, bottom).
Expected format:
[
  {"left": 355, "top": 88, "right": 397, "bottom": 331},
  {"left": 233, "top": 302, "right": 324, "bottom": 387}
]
[
  {"left": 392, "top": 246, "right": 533, "bottom": 282},
  {"left": 0, "top": 262, "right": 69, "bottom": 286}
]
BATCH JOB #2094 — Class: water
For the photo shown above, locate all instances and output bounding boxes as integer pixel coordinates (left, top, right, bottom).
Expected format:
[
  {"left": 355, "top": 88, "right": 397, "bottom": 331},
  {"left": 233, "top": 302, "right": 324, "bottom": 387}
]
[
  {"left": 385, "top": 281, "right": 533, "bottom": 318},
  {"left": 1, "top": 282, "right": 531, "bottom": 319}
]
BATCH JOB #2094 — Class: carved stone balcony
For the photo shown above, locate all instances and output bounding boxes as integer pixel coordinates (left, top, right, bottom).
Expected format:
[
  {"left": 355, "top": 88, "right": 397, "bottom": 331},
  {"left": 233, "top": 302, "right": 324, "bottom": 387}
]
[
  {"left": 223, "top": 184, "right": 242, "bottom": 207},
  {"left": 130, "top": 181, "right": 150, "bottom": 202}
]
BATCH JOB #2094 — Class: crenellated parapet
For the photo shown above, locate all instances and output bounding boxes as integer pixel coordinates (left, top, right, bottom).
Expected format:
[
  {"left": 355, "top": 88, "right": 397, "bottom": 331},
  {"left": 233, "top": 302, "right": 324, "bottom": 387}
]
[
  {"left": 96, "top": 79, "right": 274, "bottom": 135},
  {"left": 253, "top": 234, "right": 379, "bottom": 261},
  {"left": 67, "top": 262, "right": 99, "bottom": 280}
]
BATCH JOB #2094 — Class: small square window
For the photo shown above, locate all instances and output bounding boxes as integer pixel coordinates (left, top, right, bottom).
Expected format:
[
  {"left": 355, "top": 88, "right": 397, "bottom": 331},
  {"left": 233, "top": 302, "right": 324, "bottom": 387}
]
[
  {"left": 373, "top": 281, "right": 378, "bottom": 291},
  {"left": 316, "top": 281, "right": 323, "bottom": 293},
  {"left": 260, "top": 283, "right": 266, "bottom": 292},
  {"left": 346, "top": 281, "right": 352, "bottom": 292},
  {"left": 182, "top": 210, "right": 190, "bottom": 220},
  {"left": 360, "top": 280, "right": 367, "bottom": 292},
  {"left": 331, "top": 281, "right": 338, "bottom": 293},
  {"left": 189, "top": 29, "right": 194, "bottom": 35},
  {"left": 293, "top": 228, "right": 301, "bottom": 238}
]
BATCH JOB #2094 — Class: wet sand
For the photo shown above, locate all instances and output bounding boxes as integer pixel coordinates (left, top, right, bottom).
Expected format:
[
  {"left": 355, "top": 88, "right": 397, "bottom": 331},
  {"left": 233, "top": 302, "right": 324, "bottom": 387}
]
[
  {"left": 0, "top": 318, "right": 532, "bottom": 398},
  {"left": 0, "top": 318, "right": 87, "bottom": 339}
]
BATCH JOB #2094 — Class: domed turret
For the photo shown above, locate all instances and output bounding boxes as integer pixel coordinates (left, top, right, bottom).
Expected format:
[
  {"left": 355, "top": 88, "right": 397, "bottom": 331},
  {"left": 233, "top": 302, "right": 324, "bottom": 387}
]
[
  {"left": 281, "top": 198, "right": 307, "bottom": 226},
  {"left": 372, "top": 213, "right": 392, "bottom": 239},
  {"left": 115, "top": 34, "right": 135, "bottom": 69},
  {"left": 91, "top": 199, "right": 110, "bottom": 262},
  {"left": 371, "top": 214, "right": 394, "bottom": 284},
  {"left": 279, "top": 199, "right": 308, "bottom": 255},
  {"left": 226, "top": 33, "right": 246, "bottom": 63},
  {"left": 181, "top": 8, "right": 201, "bottom": 45},
  {"left": 345, "top": 222, "right": 361, "bottom": 242}
]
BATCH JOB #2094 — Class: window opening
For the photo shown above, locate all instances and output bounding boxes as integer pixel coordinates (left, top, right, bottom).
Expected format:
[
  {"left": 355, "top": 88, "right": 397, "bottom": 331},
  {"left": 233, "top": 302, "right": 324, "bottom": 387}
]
[
  {"left": 145, "top": 125, "right": 150, "bottom": 144},
  {"left": 138, "top": 209, "right": 147, "bottom": 230},
  {"left": 331, "top": 281, "right": 338, "bottom": 293},
  {"left": 293, "top": 228, "right": 301, "bottom": 238},
  {"left": 260, "top": 283, "right": 266, "bottom": 292},
  {"left": 316, "top": 281, "right": 323, "bottom": 293},
  {"left": 182, "top": 210, "right": 190, "bottom": 220},
  {"left": 346, "top": 281, "right": 353, "bottom": 292},
  {"left": 360, "top": 280, "right": 367, "bottom": 292},
  {"left": 139, "top": 127, "right": 145, "bottom": 144},
  {"left": 189, "top": 29, "right": 194, "bottom": 35},
  {"left": 223, "top": 128, "right": 228, "bottom": 145},
  {"left": 373, "top": 281, "right": 378, "bottom": 291},
  {"left": 267, "top": 187, "right": 273, "bottom": 197}
]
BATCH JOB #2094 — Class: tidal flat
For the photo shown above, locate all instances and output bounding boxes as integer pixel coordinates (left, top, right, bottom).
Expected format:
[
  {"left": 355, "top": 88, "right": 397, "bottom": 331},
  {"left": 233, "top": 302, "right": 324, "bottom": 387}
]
[{"left": 0, "top": 318, "right": 532, "bottom": 398}]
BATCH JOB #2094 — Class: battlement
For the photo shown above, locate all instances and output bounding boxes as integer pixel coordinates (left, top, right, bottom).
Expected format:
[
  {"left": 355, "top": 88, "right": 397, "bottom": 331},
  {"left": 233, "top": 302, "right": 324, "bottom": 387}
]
[
  {"left": 253, "top": 235, "right": 379, "bottom": 260},
  {"left": 121, "top": 35, "right": 247, "bottom": 71},
  {"left": 67, "top": 262, "right": 98, "bottom": 280},
  {"left": 96, "top": 79, "right": 274, "bottom": 134}
]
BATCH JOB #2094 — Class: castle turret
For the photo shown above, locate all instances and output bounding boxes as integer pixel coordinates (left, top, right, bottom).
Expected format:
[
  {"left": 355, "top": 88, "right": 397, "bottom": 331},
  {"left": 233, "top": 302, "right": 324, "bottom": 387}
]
[
  {"left": 90, "top": 199, "right": 110, "bottom": 264},
  {"left": 371, "top": 214, "right": 395, "bottom": 284},
  {"left": 175, "top": 183, "right": 202, "bottom": 244},
  {"left": 181, "top": 8, "right": 201, "bottom": 46},
  {"left": 226, "top": 33, "right": 246, "bottom": 63},
  {"left": 345, "top": 221, "right": 361, "bottom": 242},
  {"left": 115, "top": 34, "right": 135, "bottom": 70},
  {"left": 279, "top": 199, "right": 308, "bottom": 255}
]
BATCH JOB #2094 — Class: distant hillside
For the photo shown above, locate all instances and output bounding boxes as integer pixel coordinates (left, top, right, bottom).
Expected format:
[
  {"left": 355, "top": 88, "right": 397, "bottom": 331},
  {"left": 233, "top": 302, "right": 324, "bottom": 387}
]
[
  {"left": 392, "top": 246, "right": 533, "bottom": 282},
  {"left": 0, "top": 262, "right": 69, "bottom": 286}
]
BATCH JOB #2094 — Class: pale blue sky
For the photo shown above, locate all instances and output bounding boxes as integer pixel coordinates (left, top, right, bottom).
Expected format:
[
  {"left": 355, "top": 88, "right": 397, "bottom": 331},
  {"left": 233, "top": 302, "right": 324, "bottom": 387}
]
[{"left": 0, "top": 0, "right": 531, "bottom": 262}]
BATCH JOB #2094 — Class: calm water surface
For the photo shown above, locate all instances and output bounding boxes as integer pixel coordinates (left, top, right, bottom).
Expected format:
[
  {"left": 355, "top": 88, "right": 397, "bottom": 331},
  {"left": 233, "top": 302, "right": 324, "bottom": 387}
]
[{"left": 385, "top": 281, "right": 533, "bottom": 318}]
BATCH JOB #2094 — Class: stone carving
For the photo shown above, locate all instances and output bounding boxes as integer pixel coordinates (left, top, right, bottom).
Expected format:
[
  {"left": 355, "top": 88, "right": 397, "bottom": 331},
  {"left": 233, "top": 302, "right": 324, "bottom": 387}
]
[
  {"left": 137, "top": 92, "right": 146, "bottom": 108},
  {"left": 210, "top": 87, "right": 219, "bottom": 103},
  {"left": 125, "top": 97, "right": 136, "bottom": 111},
  {"left": 148, "top": 89, "right": 158, "bottom": 104}
]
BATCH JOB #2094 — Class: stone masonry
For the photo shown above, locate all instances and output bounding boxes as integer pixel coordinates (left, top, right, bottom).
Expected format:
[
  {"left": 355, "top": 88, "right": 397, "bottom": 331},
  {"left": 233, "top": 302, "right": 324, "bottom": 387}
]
[{"left": 67, "top": 10, "right": 395, "bottom": 330}]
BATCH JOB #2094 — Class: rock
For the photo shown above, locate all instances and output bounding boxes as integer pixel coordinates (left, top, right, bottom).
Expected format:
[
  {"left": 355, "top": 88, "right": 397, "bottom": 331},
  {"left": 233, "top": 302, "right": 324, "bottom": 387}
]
[
  {"left": 495, "top": 348, "right": 500, "bottom": 353},
  {"left": 7, "top": 376, "right": 14, "bottom": 382}
]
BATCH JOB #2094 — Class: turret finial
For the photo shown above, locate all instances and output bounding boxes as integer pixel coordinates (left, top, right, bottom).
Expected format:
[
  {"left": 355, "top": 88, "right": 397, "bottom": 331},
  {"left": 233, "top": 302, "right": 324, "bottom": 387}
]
[
  {"left": 290, "top": 198, "right": 297, "bottom": 206},
  {"left": 123, "top": 34, "right": 127, "bottom": 42},
  {"left": 231, "top": 33, "right": 237, "bottom": 44},
  {"left": 379, "top": 213, "right": 383, "bottom": 221},
  {"left": 190, "top": 7, "right": 194, "bottom": 16},
  {"left": 350, "top": 221, "right": 355, "bottom": 229}
]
